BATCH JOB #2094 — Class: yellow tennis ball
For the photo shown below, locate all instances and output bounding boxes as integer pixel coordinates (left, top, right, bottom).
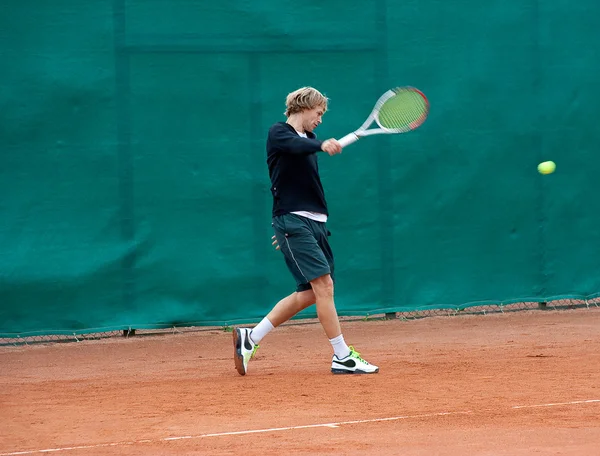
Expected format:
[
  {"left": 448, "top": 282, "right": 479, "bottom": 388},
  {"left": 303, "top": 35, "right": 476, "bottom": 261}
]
[{"left": 538, "top": 161, "right": 556, "bottom": 175}]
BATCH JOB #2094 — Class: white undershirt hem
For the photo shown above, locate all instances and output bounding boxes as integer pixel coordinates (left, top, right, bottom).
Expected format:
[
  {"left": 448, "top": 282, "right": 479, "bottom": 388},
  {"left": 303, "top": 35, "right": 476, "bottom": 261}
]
[{"left": 291, "top": 211, "right": 328, "bottom": 223}]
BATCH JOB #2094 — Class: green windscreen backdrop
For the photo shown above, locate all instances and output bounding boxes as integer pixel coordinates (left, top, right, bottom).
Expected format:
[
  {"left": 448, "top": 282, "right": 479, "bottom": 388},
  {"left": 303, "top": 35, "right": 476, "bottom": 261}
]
[{"left": 1, "top": 1, "right": 599, "bottom": 336}]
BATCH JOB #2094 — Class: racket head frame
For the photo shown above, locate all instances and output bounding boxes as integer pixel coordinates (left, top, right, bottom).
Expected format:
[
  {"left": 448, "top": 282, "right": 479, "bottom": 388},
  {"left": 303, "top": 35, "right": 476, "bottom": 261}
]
[{"left": 337, "top": 87, "right": 429, "bottom": 147}]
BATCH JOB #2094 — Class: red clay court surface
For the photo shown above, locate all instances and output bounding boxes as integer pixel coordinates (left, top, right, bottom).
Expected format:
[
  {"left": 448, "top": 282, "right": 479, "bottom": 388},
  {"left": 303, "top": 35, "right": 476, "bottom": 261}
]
[{"left": 1, "top": 308, "right": 599, "bottom": 455}]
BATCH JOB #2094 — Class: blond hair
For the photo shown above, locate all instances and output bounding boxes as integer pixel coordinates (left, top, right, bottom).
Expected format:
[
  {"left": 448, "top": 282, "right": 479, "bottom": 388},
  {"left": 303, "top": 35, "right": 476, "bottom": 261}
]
[{"left": 284, "top": 87, "right": 328, "bottom": 117}]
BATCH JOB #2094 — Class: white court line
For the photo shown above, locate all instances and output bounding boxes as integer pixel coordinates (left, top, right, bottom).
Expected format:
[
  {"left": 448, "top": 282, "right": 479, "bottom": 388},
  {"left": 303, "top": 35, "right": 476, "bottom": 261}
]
[
  {"left": 1, "top": 399, "right": 599, "bottom": 455},
  {"left": 512, "top": 399, "right": 600, "bottom": 409}
]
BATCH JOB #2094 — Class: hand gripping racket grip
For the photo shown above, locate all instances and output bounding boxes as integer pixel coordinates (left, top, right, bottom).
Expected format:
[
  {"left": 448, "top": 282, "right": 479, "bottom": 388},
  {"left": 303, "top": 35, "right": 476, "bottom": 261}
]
[{"left": 338, "top": 133, "right": 359, "bottom": 148}]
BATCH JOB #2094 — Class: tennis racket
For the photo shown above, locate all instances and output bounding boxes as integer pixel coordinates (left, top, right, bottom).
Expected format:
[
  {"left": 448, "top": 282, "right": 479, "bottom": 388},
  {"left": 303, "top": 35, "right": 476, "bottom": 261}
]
[{"left": 337, "top": 87, "right": 429, "bottom": 148}]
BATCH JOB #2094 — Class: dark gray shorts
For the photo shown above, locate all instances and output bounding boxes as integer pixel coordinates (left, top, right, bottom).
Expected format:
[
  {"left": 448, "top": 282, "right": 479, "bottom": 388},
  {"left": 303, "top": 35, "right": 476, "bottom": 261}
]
[{"left": 272, "top": 213, "right": 335, "bottom": 292}]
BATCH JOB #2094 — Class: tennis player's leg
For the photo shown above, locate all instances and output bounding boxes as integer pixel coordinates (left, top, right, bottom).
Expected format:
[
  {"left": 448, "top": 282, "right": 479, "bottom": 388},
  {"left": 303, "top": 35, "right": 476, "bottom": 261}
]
[
  {"left": 264, "top": 289, "right": 316, "bottom": 327},
  {"left": 233, "top": 214, "right": 378, "bottom": 375},
  {"left": 310, "top": 219, "right": 379, "bottom": 374},
  {"left": 275, "top": 215, "right": 378, "bottom": 374},
  {"left": 233, "top": 216, "right": 317, "bottom": 376},
  {"left": 234, "top": 288, "right": 316, "bottom": 375}
]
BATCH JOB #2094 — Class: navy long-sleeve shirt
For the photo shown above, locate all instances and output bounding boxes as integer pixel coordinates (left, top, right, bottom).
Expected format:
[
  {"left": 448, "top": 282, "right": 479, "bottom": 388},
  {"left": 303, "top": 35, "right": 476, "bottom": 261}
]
[{"left": 266, "top": 122, "right": 328, "bottom": 217}]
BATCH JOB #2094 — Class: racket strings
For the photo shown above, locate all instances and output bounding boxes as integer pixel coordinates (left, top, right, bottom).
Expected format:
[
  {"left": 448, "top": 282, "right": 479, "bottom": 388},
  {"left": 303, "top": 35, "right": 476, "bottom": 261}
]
[{"left": 377, "top": 90, "right": 428, "bottom": 131}]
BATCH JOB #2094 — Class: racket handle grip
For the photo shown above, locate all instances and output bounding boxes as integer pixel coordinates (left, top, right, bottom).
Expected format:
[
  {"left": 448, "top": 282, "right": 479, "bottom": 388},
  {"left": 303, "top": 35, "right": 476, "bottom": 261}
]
[{"left": 338, "top": 133, "right": 359, "bottom": 148}]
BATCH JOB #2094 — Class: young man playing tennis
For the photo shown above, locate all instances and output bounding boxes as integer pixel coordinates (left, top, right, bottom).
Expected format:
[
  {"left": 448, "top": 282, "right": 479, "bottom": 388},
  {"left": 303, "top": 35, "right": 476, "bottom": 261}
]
[{"left": 233, "top": 87, "right": 379, "bottom": 376}]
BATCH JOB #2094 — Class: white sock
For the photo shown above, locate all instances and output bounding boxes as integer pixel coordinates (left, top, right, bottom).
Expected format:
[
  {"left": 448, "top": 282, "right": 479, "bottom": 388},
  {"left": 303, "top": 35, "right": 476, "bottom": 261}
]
[
  {"left": 250, "top": 317, "right": 274, "bottom": 344},
  {"left": 329, "top": 334, "right": 351, "bottom": 359}
]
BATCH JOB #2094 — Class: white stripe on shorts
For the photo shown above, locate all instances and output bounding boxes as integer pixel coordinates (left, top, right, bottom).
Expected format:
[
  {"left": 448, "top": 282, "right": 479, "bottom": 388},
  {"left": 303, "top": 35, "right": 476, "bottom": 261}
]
[{"left": 284, "top": 236, "right": 309, "bottom": 282}]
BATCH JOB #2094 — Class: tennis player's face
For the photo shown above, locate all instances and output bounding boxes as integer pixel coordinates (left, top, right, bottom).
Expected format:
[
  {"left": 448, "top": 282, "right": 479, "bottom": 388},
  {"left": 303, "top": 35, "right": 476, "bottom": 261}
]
[{"left": 303, "top": 106, "right": 325, "bottom": 133}]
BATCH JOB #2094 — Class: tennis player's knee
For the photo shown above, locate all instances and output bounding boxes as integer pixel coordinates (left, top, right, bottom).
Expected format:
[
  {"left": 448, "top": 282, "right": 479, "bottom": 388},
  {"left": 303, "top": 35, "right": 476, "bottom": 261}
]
[
  {"left": 311, "top": 274, "right": 334, "bottom": 299},
  {"left": 296, "top": 289, "right": 316, "bottom": 308}
]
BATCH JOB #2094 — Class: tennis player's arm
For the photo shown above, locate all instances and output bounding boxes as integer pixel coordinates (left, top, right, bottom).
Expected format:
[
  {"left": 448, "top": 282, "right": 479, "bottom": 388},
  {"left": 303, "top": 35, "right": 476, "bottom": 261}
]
[{"left": 268, "top": 125, "right": 324, "bottom": 155}]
